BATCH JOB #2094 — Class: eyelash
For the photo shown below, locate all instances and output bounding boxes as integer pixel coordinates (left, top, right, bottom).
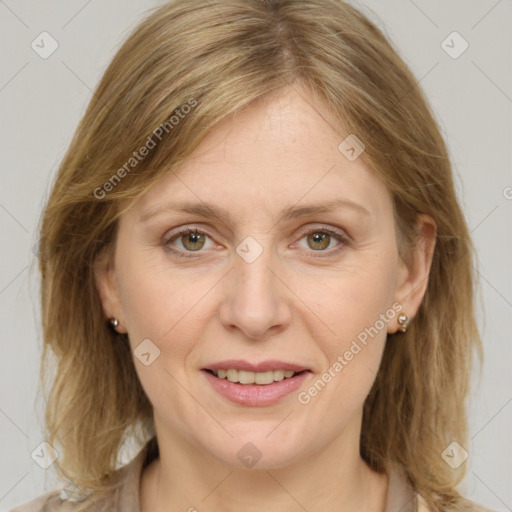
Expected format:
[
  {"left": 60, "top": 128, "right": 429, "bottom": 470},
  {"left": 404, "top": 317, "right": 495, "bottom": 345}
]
[{"left": 161, "top": 225, "right": 350, "bottom": 260}]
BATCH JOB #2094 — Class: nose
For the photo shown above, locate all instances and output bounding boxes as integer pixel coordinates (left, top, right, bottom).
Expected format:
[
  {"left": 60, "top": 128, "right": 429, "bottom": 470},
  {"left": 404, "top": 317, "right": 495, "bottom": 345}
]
[{"left": 218, "top": 244, "right": 292, "bottom": 341}]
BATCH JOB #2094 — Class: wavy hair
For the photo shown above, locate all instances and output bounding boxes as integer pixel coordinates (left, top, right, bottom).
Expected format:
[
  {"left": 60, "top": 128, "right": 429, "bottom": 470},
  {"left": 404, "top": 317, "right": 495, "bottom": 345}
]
[{"left": 38, "top": 1, "right": 484, "bottom": 510}]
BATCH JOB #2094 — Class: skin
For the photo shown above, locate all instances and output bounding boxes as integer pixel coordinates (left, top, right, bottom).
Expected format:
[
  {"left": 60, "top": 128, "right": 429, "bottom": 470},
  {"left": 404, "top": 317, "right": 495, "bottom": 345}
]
[{"left": 95, "top": 84, "right": 436, "bottom": 512}]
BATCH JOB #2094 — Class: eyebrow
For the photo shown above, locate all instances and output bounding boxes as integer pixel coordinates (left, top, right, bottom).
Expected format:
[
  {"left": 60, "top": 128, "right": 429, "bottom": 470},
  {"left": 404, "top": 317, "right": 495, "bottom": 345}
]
[{"left": 139, "top": 197, "right": 371, "bottom": 225}]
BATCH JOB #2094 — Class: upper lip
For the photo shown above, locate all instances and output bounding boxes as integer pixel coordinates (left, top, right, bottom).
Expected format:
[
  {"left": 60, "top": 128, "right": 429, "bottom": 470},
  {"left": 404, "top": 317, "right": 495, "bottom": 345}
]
[{"left": 204, "top": 360, "right": 310, "bottom": 373}]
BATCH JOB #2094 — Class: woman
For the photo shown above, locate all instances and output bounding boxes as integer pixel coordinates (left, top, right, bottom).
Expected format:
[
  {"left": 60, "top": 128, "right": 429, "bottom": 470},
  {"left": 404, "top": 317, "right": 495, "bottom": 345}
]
[{"left": 12, "top": 0, "right": 492, "bottom": 511}]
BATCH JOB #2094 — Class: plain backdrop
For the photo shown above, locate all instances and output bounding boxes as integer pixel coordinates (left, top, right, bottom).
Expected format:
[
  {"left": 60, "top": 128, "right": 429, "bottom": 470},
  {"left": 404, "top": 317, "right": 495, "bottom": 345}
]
[{"left": 1, "top": 1, "right": 511, "bottom": 510}]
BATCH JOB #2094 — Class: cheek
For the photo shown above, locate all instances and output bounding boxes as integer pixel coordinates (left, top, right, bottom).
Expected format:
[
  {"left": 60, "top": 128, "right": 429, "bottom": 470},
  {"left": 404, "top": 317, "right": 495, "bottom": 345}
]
[
  {"left": 296, "top": 263, "right": 396, "bottom": 420},
  {"left": 119, "top": 273, "right": 170, "bottom": 340},
  {"left": 114, "top": 254, "right": 210, "bottom": 407},
  {"left": 301, "top": 251, "right": 398, "bottom": 353},
  {"left": 115, "top": 245, "right": 219, "bottom": 355},
  {"left": 295, "top": 254, "right": 398, "bottom": 417},
  {"left": 114, "top": 241, "right": 176, "bottom": 340}
]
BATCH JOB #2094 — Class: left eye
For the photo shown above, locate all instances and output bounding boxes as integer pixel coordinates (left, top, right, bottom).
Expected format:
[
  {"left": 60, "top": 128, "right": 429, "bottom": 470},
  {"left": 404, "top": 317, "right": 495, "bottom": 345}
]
[{"left": 296, "top": 230, "right": 343, "bottom": 252}]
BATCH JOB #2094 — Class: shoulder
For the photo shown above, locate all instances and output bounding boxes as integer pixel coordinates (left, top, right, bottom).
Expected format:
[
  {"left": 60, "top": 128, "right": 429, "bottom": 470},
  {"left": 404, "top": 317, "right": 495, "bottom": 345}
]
[
  {"left": 417, "top": 492, "right": 498, "bottom": 512},
  {"left": 387, "top": 464, "right": 496, "bottom": 512},
  {"left": 10, "top": 489, "right": 81, "bottom": 512},
  {"left": 10, "top": 438, "right": 156, "bottom": 512},
  {"left": 9, "top": 487, "right": 117, "bottom": 512},
  {"left": 417, "top": 494, "right": 430, "bottom": 512}
]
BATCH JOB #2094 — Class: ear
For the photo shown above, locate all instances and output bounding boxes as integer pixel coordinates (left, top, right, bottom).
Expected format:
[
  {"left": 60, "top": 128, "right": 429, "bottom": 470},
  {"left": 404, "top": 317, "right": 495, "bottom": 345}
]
[
  {"left": 93, "top": 248, "right": 127, "bottom": 333},
  {"left": 389, "top": 214, "right": 437, "bottom": 333}
]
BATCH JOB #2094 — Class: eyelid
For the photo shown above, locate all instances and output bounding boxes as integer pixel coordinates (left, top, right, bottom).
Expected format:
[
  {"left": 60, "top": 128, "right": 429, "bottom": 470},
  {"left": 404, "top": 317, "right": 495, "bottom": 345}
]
[{"left": 298, "top": 223, "right": 350, "bottom": 241}]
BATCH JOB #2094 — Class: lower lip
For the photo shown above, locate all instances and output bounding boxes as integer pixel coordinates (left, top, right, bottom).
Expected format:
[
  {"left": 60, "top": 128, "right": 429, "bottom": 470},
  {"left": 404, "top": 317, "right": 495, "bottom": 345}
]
[{"left": 202, "top": 370, "right": 310, "bottom": 406}]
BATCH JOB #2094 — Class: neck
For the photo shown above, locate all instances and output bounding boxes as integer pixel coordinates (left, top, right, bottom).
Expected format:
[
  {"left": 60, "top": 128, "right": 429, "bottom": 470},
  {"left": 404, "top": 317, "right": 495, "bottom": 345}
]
[{"left": 140, "top": 414, "right": 388, "bottom": 512}]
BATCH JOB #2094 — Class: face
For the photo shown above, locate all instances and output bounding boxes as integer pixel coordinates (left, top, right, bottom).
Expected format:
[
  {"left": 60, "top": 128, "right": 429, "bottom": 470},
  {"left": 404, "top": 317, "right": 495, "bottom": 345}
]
[{"left": 96, "top": 85, "right": 428, "bottom": 470}]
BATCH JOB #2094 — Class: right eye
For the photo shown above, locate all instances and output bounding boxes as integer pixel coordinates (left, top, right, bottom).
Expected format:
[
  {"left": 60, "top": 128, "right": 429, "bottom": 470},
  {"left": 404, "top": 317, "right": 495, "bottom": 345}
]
[{"left": 164, "top": 227, "right": 217, "bottom": 258}]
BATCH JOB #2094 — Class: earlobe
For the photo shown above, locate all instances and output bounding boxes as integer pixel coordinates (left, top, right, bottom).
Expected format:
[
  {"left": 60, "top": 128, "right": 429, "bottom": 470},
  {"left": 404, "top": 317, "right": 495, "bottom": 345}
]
[
  {"left": 390, "top": 214, "right": 437, "bottom": 333},
  {"left": 93, "top": 250, "right": 127, "bottom": 333}
]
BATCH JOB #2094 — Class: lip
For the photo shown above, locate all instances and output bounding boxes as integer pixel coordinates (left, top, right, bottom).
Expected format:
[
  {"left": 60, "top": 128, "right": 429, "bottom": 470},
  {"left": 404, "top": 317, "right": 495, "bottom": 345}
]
[
  {"left": 204, "top": 359, "right": 310, "bottom": 373},
  {"left": 202, "top": 368, "right": 311, "bottom": 407}
]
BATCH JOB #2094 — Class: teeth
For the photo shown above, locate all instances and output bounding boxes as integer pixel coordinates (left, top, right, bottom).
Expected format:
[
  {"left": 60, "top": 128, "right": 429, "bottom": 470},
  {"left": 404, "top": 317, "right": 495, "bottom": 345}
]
[
  {"left": 211, "top": 369, "right": 300, "bottom": 385},
  {"left": 239, "top": 370, "right": 255, "bottom": 384},
  {"left": 226, "top": 369, "right": 238, "bottom": 382},
  {"left": 273, "top": 370, "right": 284, "bottom": 381},
  {"left": 255, "top": 371, "right": 274, "bottom": 385}
]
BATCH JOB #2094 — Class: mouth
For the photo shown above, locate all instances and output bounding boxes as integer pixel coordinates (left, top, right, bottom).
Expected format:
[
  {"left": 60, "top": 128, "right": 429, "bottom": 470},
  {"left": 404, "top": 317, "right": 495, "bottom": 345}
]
[
  {"left": 201, "top": 360, "right": 312, "bottom": 406},
  {"left": 204, "top": 368, "right": 308, "bottom": 385}
]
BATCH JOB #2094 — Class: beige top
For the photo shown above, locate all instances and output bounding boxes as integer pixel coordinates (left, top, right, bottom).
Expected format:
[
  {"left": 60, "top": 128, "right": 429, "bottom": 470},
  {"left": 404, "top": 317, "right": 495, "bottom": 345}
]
[{"left": 11, "top": 440, "right": 430, "bottom": 512}]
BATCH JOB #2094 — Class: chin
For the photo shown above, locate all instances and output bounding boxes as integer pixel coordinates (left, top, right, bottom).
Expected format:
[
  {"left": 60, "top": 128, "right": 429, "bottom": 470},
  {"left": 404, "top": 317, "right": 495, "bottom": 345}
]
[{"left": 207, "top": 431, "right": 310, "bottom": 470}]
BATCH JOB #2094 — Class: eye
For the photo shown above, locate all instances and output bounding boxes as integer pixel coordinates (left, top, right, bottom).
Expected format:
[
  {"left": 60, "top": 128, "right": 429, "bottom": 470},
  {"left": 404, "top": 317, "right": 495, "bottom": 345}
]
[
  {"left": 162, "top": 225, "right": 349, "bottom": 259},
  {"left": 294, "top": 226, "right": 348, "bottom": 255},
  {"left": 163, "top": 227, "right": 216, "bottom": 257}
]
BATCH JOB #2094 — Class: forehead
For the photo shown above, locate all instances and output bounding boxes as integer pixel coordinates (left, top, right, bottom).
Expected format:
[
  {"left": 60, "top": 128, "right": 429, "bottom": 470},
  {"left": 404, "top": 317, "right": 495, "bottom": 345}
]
[{"left": 132, "top": 86, "right": 392, "bottom": 221}]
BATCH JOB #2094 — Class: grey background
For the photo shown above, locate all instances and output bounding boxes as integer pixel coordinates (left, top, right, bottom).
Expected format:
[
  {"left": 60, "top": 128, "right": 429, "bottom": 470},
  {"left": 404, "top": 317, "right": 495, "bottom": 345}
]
[{"left": 1, "top": 1, "right": 510, "bottom": 510}]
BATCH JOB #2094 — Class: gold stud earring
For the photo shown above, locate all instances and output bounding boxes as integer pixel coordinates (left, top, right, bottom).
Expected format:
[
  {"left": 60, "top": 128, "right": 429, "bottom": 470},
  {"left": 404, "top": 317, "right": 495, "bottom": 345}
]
[{"left": 397, "top": 312, "right": 409, "bottom": 333}]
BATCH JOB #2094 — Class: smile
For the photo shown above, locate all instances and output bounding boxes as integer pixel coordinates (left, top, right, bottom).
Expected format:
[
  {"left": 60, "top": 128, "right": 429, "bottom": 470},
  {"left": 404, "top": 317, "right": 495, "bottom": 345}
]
[
  {"left": 208, "top": 368, "right": 302, "bottom": 385},
  {"left": 201, "top": 361, "right": 312, "bottom": 406}
]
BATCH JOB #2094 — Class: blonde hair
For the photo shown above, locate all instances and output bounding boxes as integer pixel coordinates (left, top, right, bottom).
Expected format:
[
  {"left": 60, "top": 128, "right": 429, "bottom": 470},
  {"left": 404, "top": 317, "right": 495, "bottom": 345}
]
[{"left": 38, "top": 0, "right": 485, "bottom": 510}]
